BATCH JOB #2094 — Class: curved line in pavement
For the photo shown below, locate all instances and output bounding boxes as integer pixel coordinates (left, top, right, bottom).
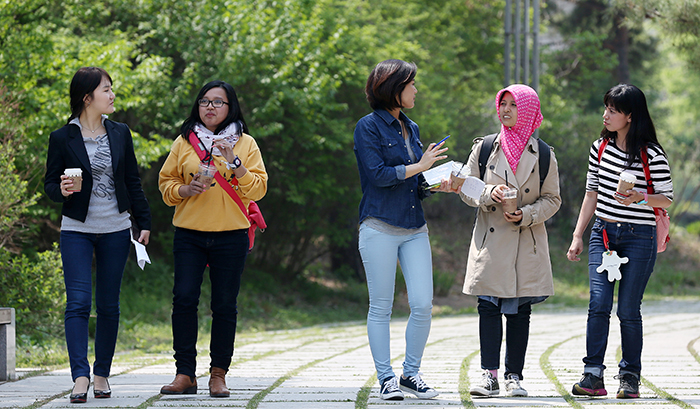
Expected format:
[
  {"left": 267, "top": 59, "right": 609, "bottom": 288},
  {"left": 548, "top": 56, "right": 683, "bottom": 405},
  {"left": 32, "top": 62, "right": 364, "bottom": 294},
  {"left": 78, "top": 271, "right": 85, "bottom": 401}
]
[
  {"left": 458, "top": 349, "right": 479, "bottom": 408},
  {"left": 246, "top": 342, "right": 369, "bottom": 409},
  {"left": 539, "top": 334, "right": 585, "bottom": 409}
]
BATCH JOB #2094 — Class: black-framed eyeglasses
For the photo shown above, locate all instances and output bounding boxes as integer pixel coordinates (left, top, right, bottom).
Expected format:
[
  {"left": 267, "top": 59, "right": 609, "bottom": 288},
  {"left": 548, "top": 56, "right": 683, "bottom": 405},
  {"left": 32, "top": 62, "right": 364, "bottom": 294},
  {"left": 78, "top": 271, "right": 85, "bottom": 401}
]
[{"left": 198, "top": 98, "right": 229, "bottom": 108}]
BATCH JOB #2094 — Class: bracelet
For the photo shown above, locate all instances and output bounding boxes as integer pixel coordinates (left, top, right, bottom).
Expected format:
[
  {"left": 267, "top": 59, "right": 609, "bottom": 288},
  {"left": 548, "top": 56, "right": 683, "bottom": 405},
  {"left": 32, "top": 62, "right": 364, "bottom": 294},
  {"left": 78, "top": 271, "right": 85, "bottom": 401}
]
[
  {"left": 637, "top": 191, "right": 648, "bottom": 205},
  {"left": 226, "top": 156, "right": 242, "bottom": 170}
]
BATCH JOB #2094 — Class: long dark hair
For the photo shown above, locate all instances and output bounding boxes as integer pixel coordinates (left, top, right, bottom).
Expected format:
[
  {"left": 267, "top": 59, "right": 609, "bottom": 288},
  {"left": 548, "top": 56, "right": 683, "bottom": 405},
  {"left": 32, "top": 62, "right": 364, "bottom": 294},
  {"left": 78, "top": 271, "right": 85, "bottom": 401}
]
[
  {"left": 365, "top": 59, "right": 417, "bottom": 111},
  {"left": 67, "top": 67, "right": 112, "bottom": 123},
  {"left": 601, "top": 84, "right": 663, "bottom": 167},
  {"left": 180, "top": 80, "right": 249, "bottom": 140}
]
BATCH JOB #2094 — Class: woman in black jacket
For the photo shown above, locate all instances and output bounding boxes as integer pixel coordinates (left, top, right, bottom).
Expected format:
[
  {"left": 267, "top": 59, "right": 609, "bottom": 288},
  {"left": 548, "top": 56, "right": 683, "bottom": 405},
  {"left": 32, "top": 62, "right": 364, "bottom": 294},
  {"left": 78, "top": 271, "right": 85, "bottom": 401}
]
[{"left": 44, "top": 67, "right": 151, "bottom": 403}]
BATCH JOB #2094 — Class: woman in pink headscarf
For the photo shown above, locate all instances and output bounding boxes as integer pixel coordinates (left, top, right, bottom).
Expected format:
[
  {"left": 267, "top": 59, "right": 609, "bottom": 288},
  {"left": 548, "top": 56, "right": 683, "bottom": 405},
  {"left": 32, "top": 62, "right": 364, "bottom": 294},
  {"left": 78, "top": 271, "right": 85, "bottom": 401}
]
[{"left": 455, "top": 84, "right": 561, "bottom": 397}]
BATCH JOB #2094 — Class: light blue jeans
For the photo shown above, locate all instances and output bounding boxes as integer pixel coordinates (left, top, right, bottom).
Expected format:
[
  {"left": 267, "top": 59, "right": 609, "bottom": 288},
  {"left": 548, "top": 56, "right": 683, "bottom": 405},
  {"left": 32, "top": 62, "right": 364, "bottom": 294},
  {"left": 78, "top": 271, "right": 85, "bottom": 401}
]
[{"left": 358, "top": 223, "right": 433, "bottom": 383}]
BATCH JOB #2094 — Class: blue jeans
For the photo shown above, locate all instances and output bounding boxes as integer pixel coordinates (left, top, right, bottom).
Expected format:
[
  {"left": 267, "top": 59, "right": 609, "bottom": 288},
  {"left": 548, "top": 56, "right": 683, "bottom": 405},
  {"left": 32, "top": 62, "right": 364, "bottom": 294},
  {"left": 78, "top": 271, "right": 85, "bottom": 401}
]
[
  {"left": 358, "top": 223, "right": 433, "bottom": 383},
  {"left": 477, "top": 298, "right": 531, "bottom": 379},
  {"left": 584, "top": 218, "right": 656, "bottom": 377},
  {"left": 60, "top": 229, "right": 131, "bottom": 381},
  {"left": 171, "top": 227, "right": 248, "bottom": 377}
]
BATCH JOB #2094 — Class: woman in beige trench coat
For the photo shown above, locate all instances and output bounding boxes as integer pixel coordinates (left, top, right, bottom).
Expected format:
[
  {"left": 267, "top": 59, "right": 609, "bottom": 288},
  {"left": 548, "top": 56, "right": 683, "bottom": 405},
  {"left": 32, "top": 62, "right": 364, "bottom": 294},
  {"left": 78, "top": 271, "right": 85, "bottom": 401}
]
[{"left": 456, "top": 84, "right": 561, "bottom": 398}]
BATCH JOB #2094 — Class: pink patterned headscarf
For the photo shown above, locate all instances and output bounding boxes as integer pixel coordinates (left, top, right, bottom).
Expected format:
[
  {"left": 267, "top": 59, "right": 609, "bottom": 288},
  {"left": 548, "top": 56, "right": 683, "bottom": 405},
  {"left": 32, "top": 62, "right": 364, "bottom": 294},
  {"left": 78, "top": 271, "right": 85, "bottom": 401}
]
[{"left": 495, "top": 84, "right": 543, "bottom": 173}]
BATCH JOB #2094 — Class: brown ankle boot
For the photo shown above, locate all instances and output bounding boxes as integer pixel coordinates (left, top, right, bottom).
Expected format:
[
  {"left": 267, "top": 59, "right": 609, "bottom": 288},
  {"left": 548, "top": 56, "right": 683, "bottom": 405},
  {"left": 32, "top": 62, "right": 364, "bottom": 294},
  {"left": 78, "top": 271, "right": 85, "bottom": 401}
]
[
  {"left": 209, "top": 367, "right": 230, "bottom": 397},
  {"left": 160, "top": 374, "right": 197, "bottom": 394}
]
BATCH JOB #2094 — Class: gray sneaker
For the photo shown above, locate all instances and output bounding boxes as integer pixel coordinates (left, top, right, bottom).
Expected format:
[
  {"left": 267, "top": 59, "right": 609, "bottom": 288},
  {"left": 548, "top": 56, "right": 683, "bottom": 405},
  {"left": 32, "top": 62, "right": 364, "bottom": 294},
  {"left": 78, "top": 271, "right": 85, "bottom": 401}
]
[
  {"left": 504, "top": 373, "right": 528, "bottom": 397},
  {"left": 470, "top": 370, "right": 499, "bottom": 396}
]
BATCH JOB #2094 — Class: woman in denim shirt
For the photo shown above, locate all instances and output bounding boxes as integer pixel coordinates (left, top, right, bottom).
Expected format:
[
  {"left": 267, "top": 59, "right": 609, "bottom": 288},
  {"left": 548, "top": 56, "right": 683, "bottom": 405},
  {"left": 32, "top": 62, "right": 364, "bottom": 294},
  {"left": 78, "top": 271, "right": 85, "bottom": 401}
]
[{"left": 354, "top": 59, "right": 448, "bottom": 401}]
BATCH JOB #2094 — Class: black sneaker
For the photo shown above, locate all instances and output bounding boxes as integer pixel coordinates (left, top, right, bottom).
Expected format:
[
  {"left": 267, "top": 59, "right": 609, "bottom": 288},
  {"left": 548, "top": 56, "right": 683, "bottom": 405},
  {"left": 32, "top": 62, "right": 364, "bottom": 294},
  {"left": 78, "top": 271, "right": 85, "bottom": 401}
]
[
  {"left": 572, "top": 373, "right": 607, "bottom": 396},
  {"left": 399, "top": 373, "right": 439, "bottom": 399},
  {"left": 615, "top": 373, "right": 640, "bottom": 399},
  {"left": 379, "top": 376, "right": 404, "bottom": 400},
  {"left": 470, "top": 370, "right": 499, "bottom": 396}
]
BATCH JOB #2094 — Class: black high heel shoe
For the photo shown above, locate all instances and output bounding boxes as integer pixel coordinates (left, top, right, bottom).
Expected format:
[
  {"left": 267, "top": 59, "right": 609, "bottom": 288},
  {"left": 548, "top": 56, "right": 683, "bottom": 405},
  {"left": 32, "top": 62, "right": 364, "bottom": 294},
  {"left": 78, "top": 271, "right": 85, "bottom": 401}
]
[
  {"left": 69, "top": 383, "right": 89, "bottom": 403},
  {"left": 94, "top": 378, "right": 111, "bottom": 398}
]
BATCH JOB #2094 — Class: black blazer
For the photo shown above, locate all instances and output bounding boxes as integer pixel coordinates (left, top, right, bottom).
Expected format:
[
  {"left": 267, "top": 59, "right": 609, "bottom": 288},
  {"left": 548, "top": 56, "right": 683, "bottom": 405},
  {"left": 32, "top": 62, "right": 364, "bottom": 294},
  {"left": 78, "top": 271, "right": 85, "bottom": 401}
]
[{"left": 44, "top": 119, "right": 151, "bottom": 231}]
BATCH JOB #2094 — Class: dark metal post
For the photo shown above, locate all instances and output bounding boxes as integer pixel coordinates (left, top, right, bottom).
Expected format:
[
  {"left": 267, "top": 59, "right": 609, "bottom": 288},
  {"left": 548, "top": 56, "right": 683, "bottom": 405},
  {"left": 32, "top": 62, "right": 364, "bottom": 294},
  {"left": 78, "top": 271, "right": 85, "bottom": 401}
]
[
  {"left": 524, "top": 0, "right": 530, "bottom": 84},
  {"left": 505, "top": 0, "right": 512, "bottom": 87},
  {"left": 503, "top": 0, "right": 540, "bottom": 92},
  {"left": 533, "top": 0, "right": 540, "bottom": 91},
  {"left": 514, "top": 0, "right": 521, "bottom": 83}
]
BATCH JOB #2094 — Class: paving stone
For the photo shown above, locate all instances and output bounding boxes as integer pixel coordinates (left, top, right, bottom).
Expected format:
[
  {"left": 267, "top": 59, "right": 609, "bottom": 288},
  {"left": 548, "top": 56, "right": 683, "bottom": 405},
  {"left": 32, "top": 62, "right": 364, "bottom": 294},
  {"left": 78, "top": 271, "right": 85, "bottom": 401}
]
[{"left": 3, "top": 300, "right": 699, "bottom": 408}]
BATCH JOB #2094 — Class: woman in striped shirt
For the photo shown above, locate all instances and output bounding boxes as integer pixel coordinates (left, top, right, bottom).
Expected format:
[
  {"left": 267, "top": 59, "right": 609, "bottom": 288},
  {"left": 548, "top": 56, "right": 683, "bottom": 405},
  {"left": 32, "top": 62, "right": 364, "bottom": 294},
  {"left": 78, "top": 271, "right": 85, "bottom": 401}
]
[{"left": 567, "top": 84, "right": 673, "bottom": 399}]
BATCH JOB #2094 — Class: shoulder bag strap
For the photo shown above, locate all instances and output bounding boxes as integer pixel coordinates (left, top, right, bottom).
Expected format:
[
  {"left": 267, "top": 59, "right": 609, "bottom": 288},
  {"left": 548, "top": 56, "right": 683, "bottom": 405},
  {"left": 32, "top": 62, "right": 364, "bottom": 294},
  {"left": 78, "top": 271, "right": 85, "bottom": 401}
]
[
  {"left": 537, "top": 138, "right": 550, "bottom": 191},
  {"left": 597, "top": 137, "right": 609, "bottom": 163},
  {"left": 478, "top": 133, "right": 499, "bottom": 181},
  {"left": 187, "top": 132, "right": 249, "bottom": 218},
  {"left": 639, "top": 148, "right": 662, "bottom": 218}
]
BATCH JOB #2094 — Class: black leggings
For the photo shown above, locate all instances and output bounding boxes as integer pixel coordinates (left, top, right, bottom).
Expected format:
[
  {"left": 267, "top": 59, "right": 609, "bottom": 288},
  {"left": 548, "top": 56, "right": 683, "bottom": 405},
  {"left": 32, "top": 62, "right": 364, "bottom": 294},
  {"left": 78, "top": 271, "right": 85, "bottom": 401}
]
[{"left": 477, "top": 298, "right": 532, "bottom": 379}]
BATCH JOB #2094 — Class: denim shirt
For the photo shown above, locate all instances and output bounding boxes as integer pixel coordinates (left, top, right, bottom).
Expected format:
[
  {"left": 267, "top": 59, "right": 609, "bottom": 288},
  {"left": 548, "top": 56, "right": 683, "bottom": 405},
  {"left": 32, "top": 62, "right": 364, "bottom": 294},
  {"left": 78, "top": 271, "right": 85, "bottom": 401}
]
[{"left": 354, "top": 109, "right": 429, "bottom": 229}]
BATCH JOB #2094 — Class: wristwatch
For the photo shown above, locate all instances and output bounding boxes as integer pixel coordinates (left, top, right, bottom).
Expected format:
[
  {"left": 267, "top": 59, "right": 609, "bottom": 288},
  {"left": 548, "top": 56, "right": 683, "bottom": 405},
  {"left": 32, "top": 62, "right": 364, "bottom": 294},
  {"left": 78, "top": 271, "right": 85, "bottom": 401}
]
[
  {"left": 637, "top": 191, "right": 648, "bottom": 205},
  {"left": 226, "top": 156, "right": 242, "bottom": 170}
]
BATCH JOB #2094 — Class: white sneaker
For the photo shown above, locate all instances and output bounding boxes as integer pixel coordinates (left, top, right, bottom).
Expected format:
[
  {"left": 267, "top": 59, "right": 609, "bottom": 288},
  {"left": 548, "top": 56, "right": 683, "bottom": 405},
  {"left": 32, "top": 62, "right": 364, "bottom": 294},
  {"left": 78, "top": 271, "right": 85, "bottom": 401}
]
[
  {"left": 504, "top": 373, "right": 528, "bottom": 397},
  {"left": 470, "top": 370, "right": 500, "bottom": 396},
  {"left": 379, "top": 376, "right": 404, "bottom": 400}
]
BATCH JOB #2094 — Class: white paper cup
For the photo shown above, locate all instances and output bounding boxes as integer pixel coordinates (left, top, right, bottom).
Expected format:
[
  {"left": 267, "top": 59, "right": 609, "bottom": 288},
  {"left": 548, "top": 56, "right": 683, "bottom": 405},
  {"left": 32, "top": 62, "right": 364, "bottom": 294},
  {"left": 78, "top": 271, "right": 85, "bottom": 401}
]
[
  {"left": 64, "top": 168, "right": 82, "bottom": 192},
  {"left": 450, "top": 162, "right": 468, "bottom": 190},
  {"left": 616, "top": 171, "right": 636, "bottom": 198}
]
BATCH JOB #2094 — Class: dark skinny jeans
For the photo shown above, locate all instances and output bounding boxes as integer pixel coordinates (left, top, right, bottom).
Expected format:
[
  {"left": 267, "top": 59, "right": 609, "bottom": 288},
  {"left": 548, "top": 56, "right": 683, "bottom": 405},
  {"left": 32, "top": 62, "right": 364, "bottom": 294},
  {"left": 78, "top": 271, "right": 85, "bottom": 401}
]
[
  {"left": 171, "top": 227, "right": 248, "bottom": 377},
  {"left": 477, "top": 298, "right": 532, "bottom": 380}
]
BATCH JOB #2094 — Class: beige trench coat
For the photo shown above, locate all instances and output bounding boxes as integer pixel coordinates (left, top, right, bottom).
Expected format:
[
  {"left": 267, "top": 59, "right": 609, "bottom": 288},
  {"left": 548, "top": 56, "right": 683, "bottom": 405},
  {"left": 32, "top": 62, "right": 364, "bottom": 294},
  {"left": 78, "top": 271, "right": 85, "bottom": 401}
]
[{"left": 460, "top": 134, "right": 561, "bottom": 298}]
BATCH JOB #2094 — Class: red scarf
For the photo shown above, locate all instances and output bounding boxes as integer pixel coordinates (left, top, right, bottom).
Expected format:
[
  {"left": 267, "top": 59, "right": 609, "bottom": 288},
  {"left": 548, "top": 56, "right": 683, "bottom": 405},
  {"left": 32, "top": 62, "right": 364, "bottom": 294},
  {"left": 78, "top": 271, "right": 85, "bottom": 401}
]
[{"left": 495, "top": 84, "right": 543, "bottom": 173}]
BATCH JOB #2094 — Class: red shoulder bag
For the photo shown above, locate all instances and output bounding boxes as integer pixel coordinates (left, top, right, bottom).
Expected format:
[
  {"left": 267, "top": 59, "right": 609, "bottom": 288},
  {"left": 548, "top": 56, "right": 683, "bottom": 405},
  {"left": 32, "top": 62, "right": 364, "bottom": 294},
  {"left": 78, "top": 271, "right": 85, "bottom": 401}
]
[{"left": 188, "top": 132, "right": 267, "bottom": 252}]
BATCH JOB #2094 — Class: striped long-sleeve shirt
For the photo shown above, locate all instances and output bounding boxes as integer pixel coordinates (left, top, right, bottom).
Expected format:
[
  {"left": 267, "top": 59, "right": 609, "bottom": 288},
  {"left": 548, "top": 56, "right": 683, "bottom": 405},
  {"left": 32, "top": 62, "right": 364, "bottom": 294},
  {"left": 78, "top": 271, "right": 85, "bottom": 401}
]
[{"left": 586, "top": 137, "right": 673, "bottom": 226}]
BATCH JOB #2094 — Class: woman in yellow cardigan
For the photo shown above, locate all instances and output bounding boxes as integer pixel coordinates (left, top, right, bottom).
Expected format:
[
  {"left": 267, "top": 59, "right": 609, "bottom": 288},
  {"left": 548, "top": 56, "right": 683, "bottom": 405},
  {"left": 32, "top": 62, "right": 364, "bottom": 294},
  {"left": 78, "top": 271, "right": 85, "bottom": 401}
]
[{"left": 158, "top": 80, "right": 267, "bottom": 397}]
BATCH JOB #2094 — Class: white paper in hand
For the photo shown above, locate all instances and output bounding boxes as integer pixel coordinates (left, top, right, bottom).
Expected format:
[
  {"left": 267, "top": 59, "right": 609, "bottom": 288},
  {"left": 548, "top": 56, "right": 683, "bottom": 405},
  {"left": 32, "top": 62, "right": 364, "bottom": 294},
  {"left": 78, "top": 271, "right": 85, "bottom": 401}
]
[
  {"left": 460, "top": 176, "right": 486, "bottom": 201},
  {"left": 421, "top": 161, "right": 453, "bottom": 188},
  {"left": 130, "top": 229, "right": 151, "bottom": 270}
]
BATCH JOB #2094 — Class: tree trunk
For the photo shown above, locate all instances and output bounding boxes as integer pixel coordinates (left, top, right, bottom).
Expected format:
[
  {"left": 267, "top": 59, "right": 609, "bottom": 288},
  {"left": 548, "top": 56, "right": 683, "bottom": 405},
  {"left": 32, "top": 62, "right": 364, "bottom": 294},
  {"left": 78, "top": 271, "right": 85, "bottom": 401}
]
[{"left": 614, "top": 10, "right": 631, "bottom": 83}]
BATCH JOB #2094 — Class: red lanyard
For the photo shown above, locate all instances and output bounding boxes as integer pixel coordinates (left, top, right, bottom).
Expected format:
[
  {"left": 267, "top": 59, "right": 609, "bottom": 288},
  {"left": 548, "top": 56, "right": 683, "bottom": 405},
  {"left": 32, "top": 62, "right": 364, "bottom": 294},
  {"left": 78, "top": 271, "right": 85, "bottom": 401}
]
[{"left": 602, "top": 228, "right": 610, "bottom": 252}]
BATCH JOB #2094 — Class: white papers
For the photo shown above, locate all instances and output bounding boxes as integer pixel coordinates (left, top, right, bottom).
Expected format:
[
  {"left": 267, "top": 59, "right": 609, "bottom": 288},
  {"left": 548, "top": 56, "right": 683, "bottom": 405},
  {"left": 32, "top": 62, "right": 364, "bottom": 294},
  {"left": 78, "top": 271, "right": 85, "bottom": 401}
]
[
  {"left": 460, "top": 176, "right": 486, "bottom": 201},
  {"left": 421, "top": 161, "right": 453, "bottom": 188},
  {"left": 130, "top": 229, "right": 151, "bottom": 270}
]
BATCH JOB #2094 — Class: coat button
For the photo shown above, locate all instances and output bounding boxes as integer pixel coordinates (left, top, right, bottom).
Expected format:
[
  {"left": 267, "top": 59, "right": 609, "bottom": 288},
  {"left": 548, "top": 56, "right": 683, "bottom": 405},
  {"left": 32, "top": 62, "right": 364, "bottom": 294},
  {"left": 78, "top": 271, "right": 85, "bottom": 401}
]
[
  {"left": 489, "top": 165, "right": 495, "bottom": 170},
  {"left": 489, "top": 227, "right": 495, "bottom": 232},
  {"left": 491, "top": 206, "right": 496, "bottom": 212},
  {"left": 525, "top": 188, "right": 530, "bottom": 193}
]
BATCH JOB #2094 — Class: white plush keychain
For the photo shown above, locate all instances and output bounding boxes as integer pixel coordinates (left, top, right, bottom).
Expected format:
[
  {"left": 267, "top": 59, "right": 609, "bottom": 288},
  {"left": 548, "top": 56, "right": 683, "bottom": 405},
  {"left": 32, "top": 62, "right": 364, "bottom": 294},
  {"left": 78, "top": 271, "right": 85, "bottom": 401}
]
[
  {"left": 596, "top": 228, "right": 628, "bottom": 282},
  {"left": 597, "top": 250, "right": 628, "bottom": 282}
]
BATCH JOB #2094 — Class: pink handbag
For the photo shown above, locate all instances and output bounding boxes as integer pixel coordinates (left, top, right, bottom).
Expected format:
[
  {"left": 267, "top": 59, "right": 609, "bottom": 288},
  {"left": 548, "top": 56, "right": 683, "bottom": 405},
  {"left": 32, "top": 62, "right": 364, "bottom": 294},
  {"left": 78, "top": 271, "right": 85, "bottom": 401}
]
[{"left": 640, "top": 149, "right": 670, "bottom": 252}]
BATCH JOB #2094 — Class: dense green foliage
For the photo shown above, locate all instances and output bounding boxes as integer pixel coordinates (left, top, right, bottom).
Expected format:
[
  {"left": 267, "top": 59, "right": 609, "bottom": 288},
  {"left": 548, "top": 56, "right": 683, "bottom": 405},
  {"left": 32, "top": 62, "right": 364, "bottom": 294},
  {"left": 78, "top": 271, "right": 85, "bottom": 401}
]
[{"left": 1, "top": 0, "right": 700, "bottom": 367}]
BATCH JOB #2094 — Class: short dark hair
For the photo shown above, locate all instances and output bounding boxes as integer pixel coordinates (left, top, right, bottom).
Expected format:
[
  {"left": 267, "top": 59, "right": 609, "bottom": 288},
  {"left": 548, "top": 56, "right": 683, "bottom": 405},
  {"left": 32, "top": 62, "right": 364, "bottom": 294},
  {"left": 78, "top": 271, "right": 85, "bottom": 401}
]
[
  {"left": 68, "top": 67, "right": 112, "bottom": 123},
  {"left": 180, "top": 80, "right": 249, "bottom": 140},
  {"left": 601, "top": 83, "right": 663, "bottom": 167},
  {"left": 365, "top": 59, "right": 417, "bottom": 111}
]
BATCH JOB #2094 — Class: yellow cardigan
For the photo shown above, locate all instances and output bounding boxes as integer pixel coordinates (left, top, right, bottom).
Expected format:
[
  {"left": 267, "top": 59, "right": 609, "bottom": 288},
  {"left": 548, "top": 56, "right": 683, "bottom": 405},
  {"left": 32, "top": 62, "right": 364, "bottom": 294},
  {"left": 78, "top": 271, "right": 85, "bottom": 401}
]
[{"left": 158, "top": 133, "right": 268, "bottom": 232}]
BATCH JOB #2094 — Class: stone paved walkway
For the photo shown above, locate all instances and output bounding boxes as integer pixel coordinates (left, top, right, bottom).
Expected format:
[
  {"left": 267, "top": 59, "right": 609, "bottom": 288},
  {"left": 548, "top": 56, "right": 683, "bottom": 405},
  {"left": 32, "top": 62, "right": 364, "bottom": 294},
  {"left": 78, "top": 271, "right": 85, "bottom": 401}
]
[{"left": 1, "top": 300, "right": 699, "bottom": 408}]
